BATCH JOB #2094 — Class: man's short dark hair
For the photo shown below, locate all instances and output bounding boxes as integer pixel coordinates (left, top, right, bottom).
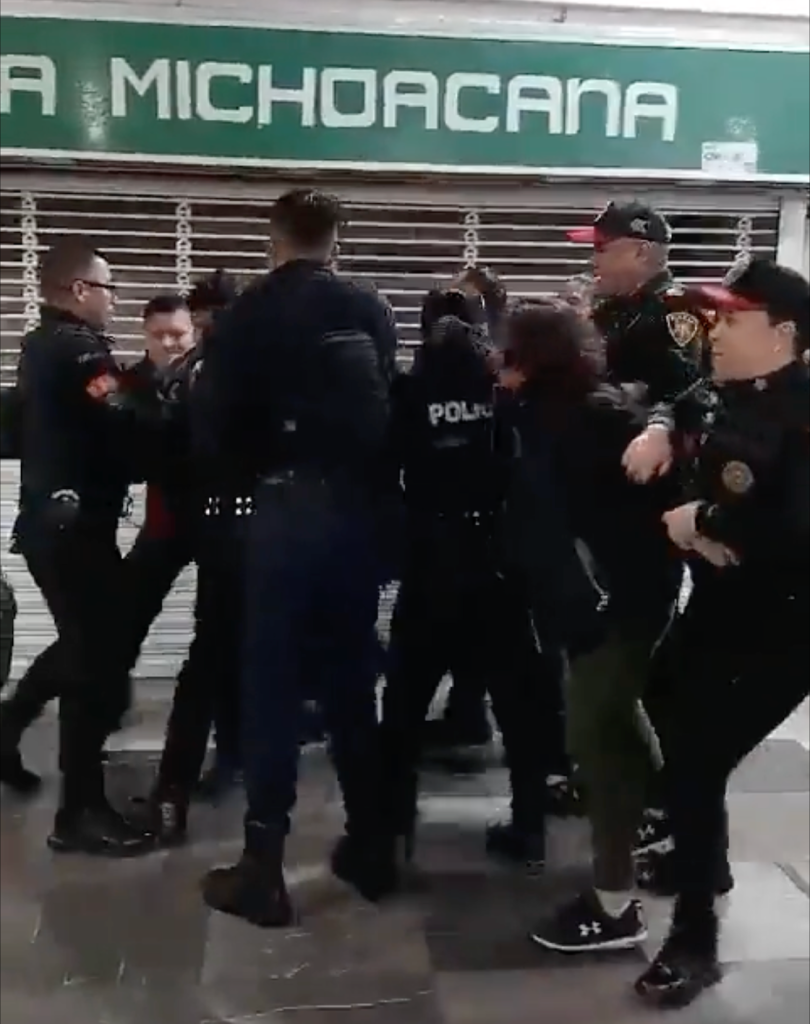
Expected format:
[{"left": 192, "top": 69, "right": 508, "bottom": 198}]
[
  {"left": 142, "top": 293, "right": 189, "bottom": 321},
  {"left": 39, "top": 238, "right": 105, "bottom": 301},
  {"left": 187, "top": 269, "right": 239, "bottom": 312},
  {"left": 270, "top": 189, "right": 345, "bottom": 249}
]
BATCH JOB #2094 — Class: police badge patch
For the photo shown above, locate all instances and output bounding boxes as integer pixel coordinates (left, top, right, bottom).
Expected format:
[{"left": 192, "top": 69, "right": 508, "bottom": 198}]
[
  {"left": 721, "top": 460, "right": 755, "bottom": 494},
  {"left": 666, "top": 311, "right": 701, "bottom": 347}
]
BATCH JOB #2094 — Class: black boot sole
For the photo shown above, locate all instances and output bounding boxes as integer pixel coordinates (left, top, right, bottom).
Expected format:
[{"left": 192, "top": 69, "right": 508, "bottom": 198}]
[
  {"left": 200, "top": 875, "right": 296, "bottom": 929},
  {"left": 47, "top": 833, "right": 157, "bottom": 858},
  {"left": 635, "top": 963, "right": 723, "bottom": 1008}
]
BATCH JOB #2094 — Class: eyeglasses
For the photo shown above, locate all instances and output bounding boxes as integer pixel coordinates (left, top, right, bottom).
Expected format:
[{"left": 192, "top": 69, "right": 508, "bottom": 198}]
[{"left": 76, "top": 279, "right": 118, "bottom": 294}]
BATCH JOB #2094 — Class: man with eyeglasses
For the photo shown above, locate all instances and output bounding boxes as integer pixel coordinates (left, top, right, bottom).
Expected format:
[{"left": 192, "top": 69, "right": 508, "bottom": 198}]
[{"left": 0, "top": 239, "right": 159, "bottom": 856}]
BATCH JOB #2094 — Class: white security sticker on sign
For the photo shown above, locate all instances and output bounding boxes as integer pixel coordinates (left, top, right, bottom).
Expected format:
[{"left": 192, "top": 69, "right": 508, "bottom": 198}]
[{"left": 701, "top": 141, "right": 759, "bottom": 176}]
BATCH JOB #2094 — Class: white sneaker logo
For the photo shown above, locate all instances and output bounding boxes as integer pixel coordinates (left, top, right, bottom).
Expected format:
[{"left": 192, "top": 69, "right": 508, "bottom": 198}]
[{"left": 579, "top": 921, "right": 602, "bottom": 938}]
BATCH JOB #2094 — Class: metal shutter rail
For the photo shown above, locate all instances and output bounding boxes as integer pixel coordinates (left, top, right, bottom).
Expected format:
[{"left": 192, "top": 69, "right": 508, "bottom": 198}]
[{"left": 0, "top": 181, "right": 779, "bottom": 679}]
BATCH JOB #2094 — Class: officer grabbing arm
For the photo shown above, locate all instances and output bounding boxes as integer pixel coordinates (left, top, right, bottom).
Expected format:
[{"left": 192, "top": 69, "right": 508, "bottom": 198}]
[
  {"left": 1, "top": 239, "right": 157, "bottom": 854},
  {"left": 195, "top": 189, "right": 397, "bottom": 929},
  {"left": 634, "top": 256, "right": 809, "bottom": 1008}
]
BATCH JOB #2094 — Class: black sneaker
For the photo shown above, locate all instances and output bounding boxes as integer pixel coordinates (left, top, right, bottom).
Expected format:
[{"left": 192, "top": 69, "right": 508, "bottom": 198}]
[
  {"left": 634, "top": 809, "right": 672, "bottom": 856},
  {"left": 530, "top": 890, "right": 647, "bottom": 953},
  {"left": 636, "top": 848, "right": 734, "bottom": 898},
  {"left": 635, "top": 934, "right": 722, "bottom": 1008},
  {"left": 330, "top": 834, "right": 400, "bottom": 903},
  {"left": 47, "top": 805, "right": 156, "bottom": 858},
  {"left": 485, "top": 821, "right": 545, "bottom": 874},
  {"left": 0, "top": 749, "right": 42, "bottom": 796},
  {"left": 201, "top": 855, "right": 295, "bottom": 929}
]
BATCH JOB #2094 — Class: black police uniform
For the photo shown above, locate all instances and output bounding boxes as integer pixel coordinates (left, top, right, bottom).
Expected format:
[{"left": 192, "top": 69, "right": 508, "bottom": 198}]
[
  {"left": 136, "top": 345, "right": 253, "bottom": 842},
  {"left": 636, "top": 260, "right": 810, "bottom": 1008},
  {"left": 194, "top": 258, "right": 397, "bottom": 926},
  {"left": 380, "top": 319, "right": 564, "bottom": 863},
  {"left": 0, "top": 306, "right": 158, "bottom": 853}
]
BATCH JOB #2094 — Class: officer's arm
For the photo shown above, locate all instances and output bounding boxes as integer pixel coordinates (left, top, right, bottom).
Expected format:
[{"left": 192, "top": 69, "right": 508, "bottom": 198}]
[
  {"left": 321, "top": 329, "right": 390, "bottom": 457},
  {"left": 359, "top": 290, "right": 399, "bottom": 388},
  {"left": 696, "top": 430, "right": 809, "bottom": 561},
  {"left": 191, "top": 298, "right": 258, "bottom": 467}
]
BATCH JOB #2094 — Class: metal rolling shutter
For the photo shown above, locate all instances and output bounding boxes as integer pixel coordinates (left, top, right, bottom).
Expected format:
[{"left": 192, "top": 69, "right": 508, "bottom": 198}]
[{"left": 0, "top": 175, "right": 781, "bottom": 679}]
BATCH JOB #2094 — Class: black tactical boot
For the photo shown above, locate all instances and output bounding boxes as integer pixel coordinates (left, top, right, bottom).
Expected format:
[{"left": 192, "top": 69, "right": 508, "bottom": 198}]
[
  {"left": 201, "top": 821, "right": 294, "bottom": 928},
  {"left": 0, "top": 704, "right": 42, "bottom": 796},
  {"left": 48, "top": 802, "right": 156, "bottom": 857},
  {"left": 330, "top": 832, "right": 401, "bottom": 903},
  {"left": 128, "top": 786, "right": 189, "bottom": 848},
  {"left": 485, "top": 819, "right": 546, "bottom": 874},
  {"left": 635, "top": 904, "right": 722, "bottom": 1008}
]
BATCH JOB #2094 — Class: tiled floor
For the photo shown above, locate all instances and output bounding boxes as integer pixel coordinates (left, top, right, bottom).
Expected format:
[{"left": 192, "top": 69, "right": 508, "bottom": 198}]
[{"left": 1, "top": 696, "right": 808, "bottom": 1024}]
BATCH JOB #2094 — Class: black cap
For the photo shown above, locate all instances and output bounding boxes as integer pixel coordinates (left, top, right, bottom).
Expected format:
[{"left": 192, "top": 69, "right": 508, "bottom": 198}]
[
  {"left": 568, "top": 201, "right": 672, "bottom": 245},
  {"left": 689, "top": 256, "right": 810, "bottom": 347}
]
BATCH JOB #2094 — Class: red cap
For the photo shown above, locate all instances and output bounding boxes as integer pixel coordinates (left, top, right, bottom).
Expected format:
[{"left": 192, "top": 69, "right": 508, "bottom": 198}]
[
  {"left": 566, "top": 225, "right": 600, "bottom": 243},
  {"left": 688, "top": 284, "right": 763, "bottom": 312}
]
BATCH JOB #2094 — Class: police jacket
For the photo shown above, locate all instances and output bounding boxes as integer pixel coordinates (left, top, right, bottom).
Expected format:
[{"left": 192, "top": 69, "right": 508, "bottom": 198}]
[
  {"left": 391, "top": 340, "right": 500, "bottom": 517},
  {"left": 16, "top": 307, "right": 158, "bottom": 518},
  {"left": 593, "top": 271, "right": 702, "bottom": 406},
  {"left": 667, "top": 360, "right": 809, "bottom": 587},
  {"left": 194, "top": 260, "right": 396, "bottom": 493}
]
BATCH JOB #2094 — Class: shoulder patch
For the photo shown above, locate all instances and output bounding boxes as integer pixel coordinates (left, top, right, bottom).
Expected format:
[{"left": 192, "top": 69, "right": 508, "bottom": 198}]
[
  {"left": 720, "top": 460, "right": 755, "bottom": 495},
  {"left": 666, "top": 311, "right": 701, "bottom": 348}
]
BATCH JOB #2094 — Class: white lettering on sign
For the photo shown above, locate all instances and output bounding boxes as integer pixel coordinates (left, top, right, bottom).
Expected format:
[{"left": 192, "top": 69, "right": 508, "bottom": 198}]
[
  {"left": 0, "top": 55, "right": 56, "bottom": 116},
  {"left": 320, "top": 68, "right": 376, "bottom": 129},
  {"left": 428, "top": 401, "right": 493, "bottom": 427},
  {"left": 0, "top": 53, "right": 681, "bottom": 143},
  {"left": 110, "top": 57, "right": 171, "bottom": 119},
  {"left": 444, "top": 72, "right": 501, "bottom": 133},
  {"left": 383, "top": 71, "right": 439, "bottom": 130}
]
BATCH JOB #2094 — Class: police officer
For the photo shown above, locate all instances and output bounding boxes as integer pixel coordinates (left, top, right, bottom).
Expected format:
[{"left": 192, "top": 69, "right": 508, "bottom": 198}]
[
  {"left": 569, "top": 200, "right": 703, "bottom": 404},
  {"left": 626, "top": 257, "right": 810, "bottom": 1008},
  {"left": 195, "top": 189, "right": 397, "bottom": 927},
  {"left": 0, "top": 239, "right": 157, "bottom": 854}
]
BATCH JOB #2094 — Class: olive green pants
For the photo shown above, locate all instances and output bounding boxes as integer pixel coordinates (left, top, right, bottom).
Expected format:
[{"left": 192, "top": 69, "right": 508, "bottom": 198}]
[
  {"left": 0, "top": 570, "right": 16, "bottom": 690},
  {"left": 566, "top": 625, "right": 663, "bottom": 892}
]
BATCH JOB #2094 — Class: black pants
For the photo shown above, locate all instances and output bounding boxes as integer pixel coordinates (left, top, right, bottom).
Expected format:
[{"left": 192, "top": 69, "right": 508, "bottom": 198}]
[
  {"left": 240, "top": 478, "right": 382, "bottom": 835},
  {"left": 380, "top": 517, "right": 561, "bottom": 834},
  {"left": 118, "top": 527, "right": 193, "bottom": 672},
  {"left": 13, "top": 511, "right": 130, "bottom": 811},
  {"left": 654, "top": 566, "right": 809, "bottom": 932},
  {"left": 2, "top": 526, "right": 191, "bottom": 731},
  {"left": 154, "top": 514, "right": 244, "bottom": 796}
]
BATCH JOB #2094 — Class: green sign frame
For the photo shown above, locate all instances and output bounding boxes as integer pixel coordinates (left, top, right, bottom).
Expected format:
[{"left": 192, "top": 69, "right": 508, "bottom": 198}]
[{"left": 1, "top": 15, "right": 808, "bottom": 182}]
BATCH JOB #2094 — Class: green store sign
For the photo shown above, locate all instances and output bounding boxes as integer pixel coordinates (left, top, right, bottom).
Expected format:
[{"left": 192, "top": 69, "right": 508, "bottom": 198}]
[{"left": 1, "top": 16, "right": 808, "bottom": 182}]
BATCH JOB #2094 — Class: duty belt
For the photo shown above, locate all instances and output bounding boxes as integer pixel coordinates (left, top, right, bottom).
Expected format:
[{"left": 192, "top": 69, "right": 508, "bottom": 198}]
[{"left": 203, "top": 494, "right": 254, "bottom": 517}]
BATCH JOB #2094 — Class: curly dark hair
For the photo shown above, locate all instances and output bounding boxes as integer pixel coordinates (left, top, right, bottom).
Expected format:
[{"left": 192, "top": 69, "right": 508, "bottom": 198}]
[{"left": 503, "top": 300, "right": 604, "bottom": 403}]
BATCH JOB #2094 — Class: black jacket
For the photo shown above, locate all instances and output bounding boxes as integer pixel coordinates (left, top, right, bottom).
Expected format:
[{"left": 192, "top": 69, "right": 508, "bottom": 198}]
[
  {"left": 679, "top": 361, "right": 808, "bottom": 586},
  {"left": 526, "top": 383, "right": 682, "bottom": 624},
  {"left": 593, "top": 272, "right": 702, "bottom": 406},
  {"left": 16, "top": 307, "right": 158, "bottom": 517},
  {"left": 193, "top": 260, "right": 396, "bottom": 492},
  {"left": 391, "top": 342, "right": 500, "bottom": 517}
]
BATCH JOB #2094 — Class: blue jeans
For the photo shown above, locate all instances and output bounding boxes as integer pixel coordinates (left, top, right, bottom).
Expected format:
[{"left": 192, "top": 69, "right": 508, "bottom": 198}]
[{"left": 240, "top": 477, "right": 382, "bottom": 835}]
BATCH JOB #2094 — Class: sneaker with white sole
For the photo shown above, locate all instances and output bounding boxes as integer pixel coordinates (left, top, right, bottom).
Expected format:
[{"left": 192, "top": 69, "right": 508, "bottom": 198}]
[
  {"left": 530, "top": 890, "right": 647, "bottom": 953},
  {"left": 633, "top": 809, "right": 673, "bottom": 857}
]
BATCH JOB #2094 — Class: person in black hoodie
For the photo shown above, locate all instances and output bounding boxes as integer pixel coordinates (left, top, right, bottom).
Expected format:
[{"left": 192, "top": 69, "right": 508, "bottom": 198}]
[{"left": 491, "top": 301, "right": 684, "bottom": 954}]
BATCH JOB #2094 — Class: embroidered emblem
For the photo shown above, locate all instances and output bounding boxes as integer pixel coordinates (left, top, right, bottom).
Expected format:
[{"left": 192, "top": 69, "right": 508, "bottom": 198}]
[
  {"left": 666, "top": 312, "right": 701, "bottom": 347},
  {"left": 721, "top": 460, "right": 755, "bottom": 494}
]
